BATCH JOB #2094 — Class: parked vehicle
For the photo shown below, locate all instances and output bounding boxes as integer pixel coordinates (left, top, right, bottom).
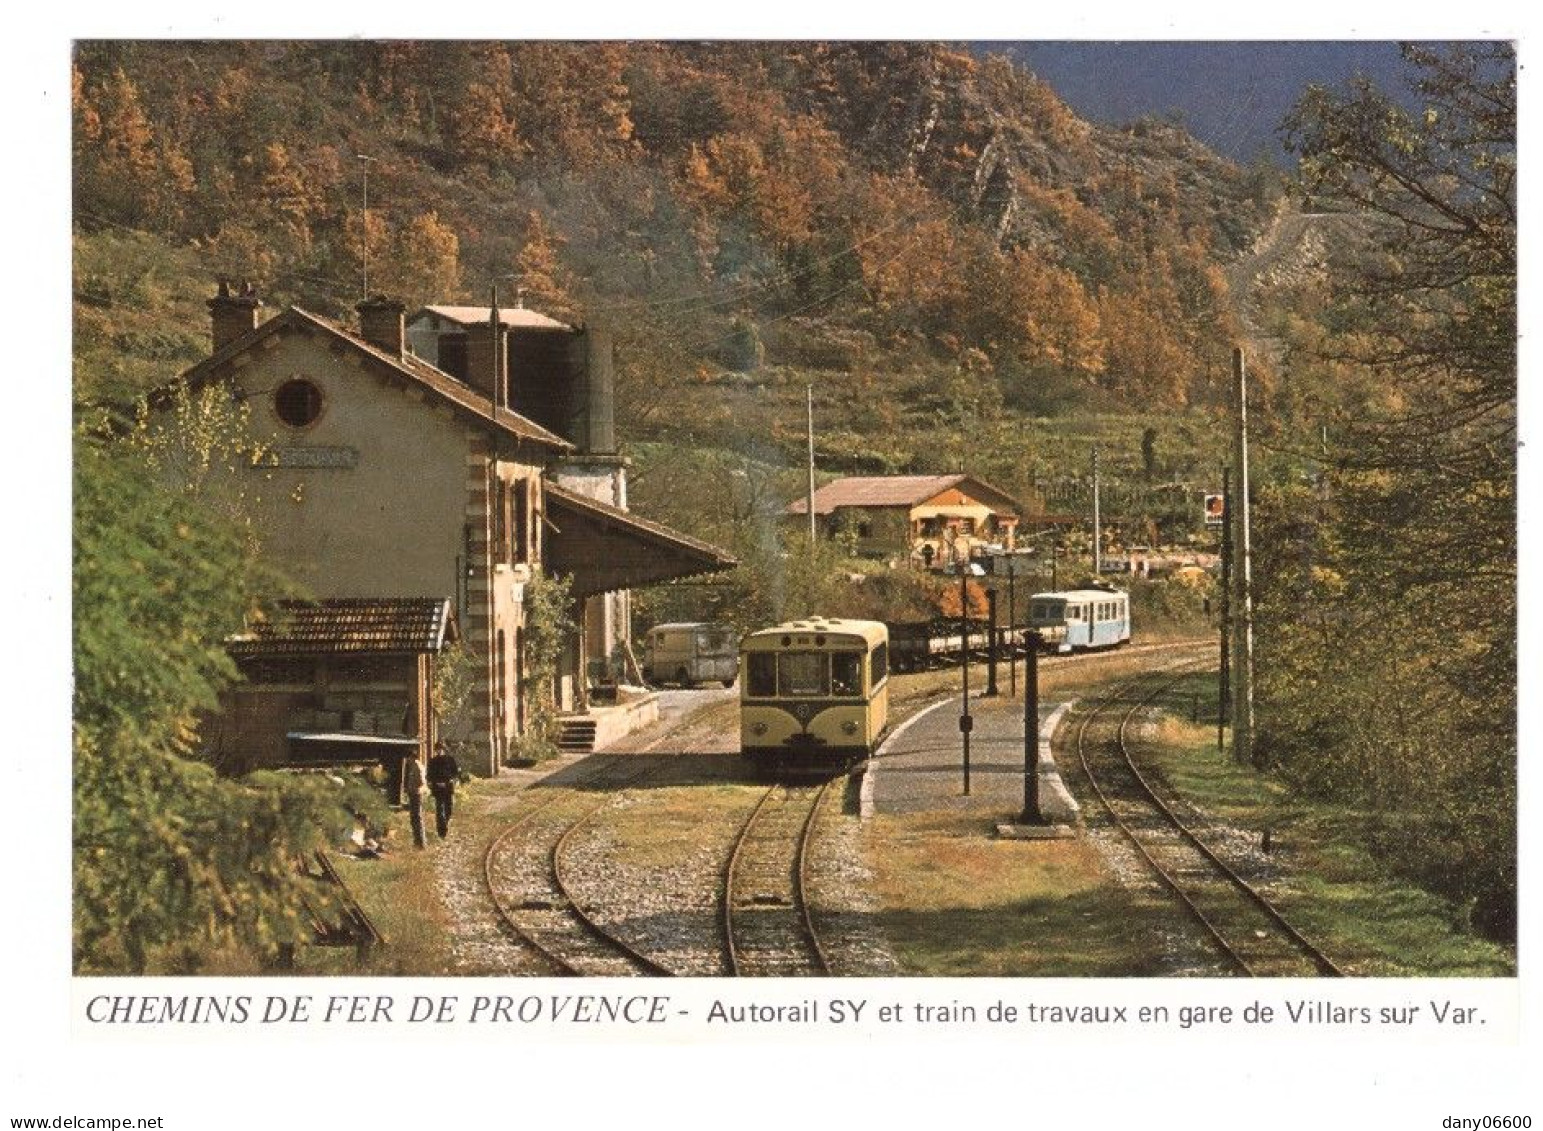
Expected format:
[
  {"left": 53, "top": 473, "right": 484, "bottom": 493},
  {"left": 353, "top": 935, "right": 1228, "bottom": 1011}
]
[{"left": 643, "top": 622, "right": 738, "bottom": 688}]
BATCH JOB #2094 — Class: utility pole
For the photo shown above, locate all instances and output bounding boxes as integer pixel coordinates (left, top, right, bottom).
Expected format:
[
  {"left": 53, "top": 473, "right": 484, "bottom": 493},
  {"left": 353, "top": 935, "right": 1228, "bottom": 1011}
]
[
  {"left": 356, "top": 153, "right": 377, "bottom": 298},
  {"left": 1092, "top": 447, "right": 1102, "bottom": 578},
  {"left": 1231, "top": 348, "right": 1256, "bottom": 767},
  {"left": 958, "top": 551, "right": 973, "bottom": 796},
  {"left": 1219, "top": 463, "right": 1232, "bottom": 756},
  {"left": 806, "top": 384, "right": 817, "bottom": 552}
]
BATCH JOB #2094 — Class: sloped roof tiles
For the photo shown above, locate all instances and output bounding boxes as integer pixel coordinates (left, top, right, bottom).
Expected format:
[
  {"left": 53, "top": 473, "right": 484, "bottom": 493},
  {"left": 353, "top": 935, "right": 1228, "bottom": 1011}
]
[
  {"left": 784, "top": 474, "right": 1021, "bottom": 517},
  {"left": 227, "top": 598, "right": 456, "bottom": 657}
]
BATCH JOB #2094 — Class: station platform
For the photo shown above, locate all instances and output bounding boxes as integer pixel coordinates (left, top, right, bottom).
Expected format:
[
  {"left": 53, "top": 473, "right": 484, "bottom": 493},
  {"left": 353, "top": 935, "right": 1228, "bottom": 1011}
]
[{"left": 861, "top": 688, "right": 1081, "bottom": 833}]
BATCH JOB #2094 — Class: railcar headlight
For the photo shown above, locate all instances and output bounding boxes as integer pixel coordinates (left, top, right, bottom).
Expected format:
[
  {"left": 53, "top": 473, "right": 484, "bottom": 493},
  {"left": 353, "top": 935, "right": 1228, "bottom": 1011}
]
[
  {"left": 751, "top": 722, "right": 768, "bottom": 736},
  {"left": 842, "top": 720, "right": 859, "bottom": 736}
]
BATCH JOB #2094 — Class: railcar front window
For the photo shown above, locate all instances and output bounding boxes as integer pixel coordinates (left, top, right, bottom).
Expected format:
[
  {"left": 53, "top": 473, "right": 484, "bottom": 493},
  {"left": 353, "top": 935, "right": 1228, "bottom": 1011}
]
[
  {"left": 831, "top": 653, "right": 862, "bottom": 697},
  {"left": 871, "top": 643, "right": 888, "bottom": 687},
  {"left": 746, "top": 653, "right": 776, "bottom": 697},
  {"left": 778, "top": 652, "right": 829, "bottom": 696}
]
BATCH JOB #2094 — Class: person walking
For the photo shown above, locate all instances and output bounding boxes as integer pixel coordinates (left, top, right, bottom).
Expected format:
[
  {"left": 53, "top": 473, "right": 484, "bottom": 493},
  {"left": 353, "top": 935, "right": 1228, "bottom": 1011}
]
[
  {"left": 427, "top": 742, "right": 461, "bottom": 840},
  {"left": 403, "top": 749, "right": 428, "bottom": 849}
]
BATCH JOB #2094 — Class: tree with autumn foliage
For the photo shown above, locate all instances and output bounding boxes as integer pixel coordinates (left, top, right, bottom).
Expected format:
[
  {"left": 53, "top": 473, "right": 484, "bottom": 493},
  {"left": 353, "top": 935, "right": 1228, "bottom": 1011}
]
[
  {"left": 73, "top": 64, "right": 193, "bottom": 232},
  {"left": 1255, "top": 44, "right": 1516, "bottom": 938},
  {"left": 512, "top": 210, "right": 573, "bottom": 317}
]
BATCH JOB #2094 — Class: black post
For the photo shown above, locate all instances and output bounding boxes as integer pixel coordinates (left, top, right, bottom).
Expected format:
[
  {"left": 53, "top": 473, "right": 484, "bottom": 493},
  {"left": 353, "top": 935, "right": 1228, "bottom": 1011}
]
[
  {"left": 1007, "top": 568, "right": 1017, "bottom": 699},
  {"left": 960, "top": 562, "right": 972, "bottom": 796},
  {"left": 985, "top": 587, "right": 999, "bottom": 696},
  {"left": 1051, "top": 536, "right": 1060, "bottom": 589},
  {"left": 1023, "top": 631, "right": 1042, "bottom": 823}
]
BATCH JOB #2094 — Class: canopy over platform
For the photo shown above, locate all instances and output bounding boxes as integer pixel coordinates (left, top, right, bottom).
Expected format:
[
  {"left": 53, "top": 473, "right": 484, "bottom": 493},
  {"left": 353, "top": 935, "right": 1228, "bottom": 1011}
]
[{"left": 544, "top": 484, "right": 736, "bottom": 598}]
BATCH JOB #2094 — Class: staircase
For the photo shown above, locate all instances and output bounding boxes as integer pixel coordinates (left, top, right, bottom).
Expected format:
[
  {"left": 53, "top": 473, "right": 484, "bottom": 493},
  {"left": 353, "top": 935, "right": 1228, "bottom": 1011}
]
[{"left": 556, "top": 716, "right": 598, "bottom": 754}]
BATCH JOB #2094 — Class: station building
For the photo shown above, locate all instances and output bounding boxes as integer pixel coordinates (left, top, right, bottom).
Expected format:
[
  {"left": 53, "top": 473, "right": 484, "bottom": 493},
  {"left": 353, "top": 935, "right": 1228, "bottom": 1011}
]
[{"left": 177, "top": 285, "right": 733, "bottom": 777}]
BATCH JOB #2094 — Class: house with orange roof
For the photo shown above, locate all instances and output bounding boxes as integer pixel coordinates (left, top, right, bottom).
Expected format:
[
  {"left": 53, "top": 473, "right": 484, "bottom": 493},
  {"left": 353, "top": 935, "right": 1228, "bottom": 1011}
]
[{"left": 784, "top": 474, "right": 1022, "bottom": 566}]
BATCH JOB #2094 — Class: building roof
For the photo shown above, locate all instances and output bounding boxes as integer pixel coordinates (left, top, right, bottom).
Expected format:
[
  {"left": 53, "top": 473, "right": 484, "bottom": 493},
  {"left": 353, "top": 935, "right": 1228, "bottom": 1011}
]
[
  {"left": 1032, "top": 589, "right": 1129, "bottom": 603},
  {"left": 784, "top": 474, "right": 1021, "bottom": 517},
  {"left": 544, "top": 483, "right": 737, "bottom": 597},
  {"left": 227, "top": 598, "right": 456, "bottom": 658},
  {"left": 177, "top": 306, "right": 573, "bottom": 453},
  {"left": 413, "top": 304, "right": 571, "bottom": 332},
  {"left": 546, "top": 483, "right": 737, "bottom": 565}
]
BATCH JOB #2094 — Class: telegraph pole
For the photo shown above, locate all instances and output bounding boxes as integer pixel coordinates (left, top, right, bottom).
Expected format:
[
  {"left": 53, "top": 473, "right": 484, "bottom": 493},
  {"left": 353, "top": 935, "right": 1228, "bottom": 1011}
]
[
  {"left": 1219, "top": 464, "right": 1232, "bottom": 756},
  {"left": 1231, "top": 348, "right": 1256, "bottom": 767},
  {"left": 806, "top": 384, "right": 817, "bottom": 551},
  {"left": 356, "top": 153, "right": 377, "bottom": 298},
  {"left": 959, "top": 553, "right": 973, "bottom": 796},
  {"left": 1092, "top": 447, "right": 1102, "bottom": 577}
]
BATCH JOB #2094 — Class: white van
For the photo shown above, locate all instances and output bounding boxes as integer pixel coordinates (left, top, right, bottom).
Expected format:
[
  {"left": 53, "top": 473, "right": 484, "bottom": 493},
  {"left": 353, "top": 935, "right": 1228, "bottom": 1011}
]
[{"left": 643, "top": 622, "right": 738, "bottom": 688}]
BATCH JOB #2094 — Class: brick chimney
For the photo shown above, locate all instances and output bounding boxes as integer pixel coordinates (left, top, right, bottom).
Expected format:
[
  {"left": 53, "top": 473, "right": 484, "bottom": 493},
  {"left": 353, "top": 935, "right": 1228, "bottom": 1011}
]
[
  {"left": 356, "top": 295, "right": 406, "bottom": 357},
  {"left": 464, "top": 287, "right": 508, "bottom": 409},
  {"left": 207, "top": 279, "right": 262, "bottom": 353}
]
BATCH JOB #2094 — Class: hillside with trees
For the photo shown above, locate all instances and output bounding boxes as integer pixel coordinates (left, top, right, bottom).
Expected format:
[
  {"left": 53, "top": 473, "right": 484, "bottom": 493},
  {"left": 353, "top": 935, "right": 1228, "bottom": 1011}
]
[{"left": 72, "top": 42, "right": 1276, "bottom": 413}]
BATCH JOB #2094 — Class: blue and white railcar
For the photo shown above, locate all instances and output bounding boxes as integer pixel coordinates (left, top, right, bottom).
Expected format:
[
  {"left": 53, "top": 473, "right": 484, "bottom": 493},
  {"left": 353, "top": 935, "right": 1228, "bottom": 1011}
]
[{"left": 1028, "top": 588, "right": 1131, "bottom": 653}]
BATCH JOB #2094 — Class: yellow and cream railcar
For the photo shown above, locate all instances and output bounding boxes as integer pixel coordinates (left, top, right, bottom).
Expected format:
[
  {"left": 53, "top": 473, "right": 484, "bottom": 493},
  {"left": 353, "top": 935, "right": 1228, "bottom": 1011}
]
[{"left": 739, "top": 618, "right": 889, "bottom": 770}]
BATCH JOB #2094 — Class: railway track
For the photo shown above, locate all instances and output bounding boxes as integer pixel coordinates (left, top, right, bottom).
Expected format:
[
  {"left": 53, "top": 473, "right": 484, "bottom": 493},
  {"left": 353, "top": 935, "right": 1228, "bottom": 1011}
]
[
  {"left": 1073, "top": 665, "right": 1343, "bottom": 977},
  {"left": 722, "top": 778, "right": 837, "bottom": 976},
  {"left": 309, "top": 849, "right": 384, "bottom": 955},
  {"left": 481, "top": 756, "right": 675, "bottom": 977}
]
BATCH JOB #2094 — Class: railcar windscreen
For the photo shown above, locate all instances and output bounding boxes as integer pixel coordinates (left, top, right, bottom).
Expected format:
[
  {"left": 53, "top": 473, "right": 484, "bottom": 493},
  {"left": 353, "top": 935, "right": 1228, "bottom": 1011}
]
[
  {"left": 779, "top": 652, "right": 828, "bottom": 696},
  {"left": 831, "top": 653, "right": 862, "bottom": 696},
  {"left": 746, "top": 653, "right": 776, "bottom": 697}
]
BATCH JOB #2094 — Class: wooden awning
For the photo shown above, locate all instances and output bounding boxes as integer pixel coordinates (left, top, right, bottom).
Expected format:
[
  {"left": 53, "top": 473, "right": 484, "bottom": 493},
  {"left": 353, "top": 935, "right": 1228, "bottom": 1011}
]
[{"left": 544, "top": 484, "right": 737, "bottom": 598}]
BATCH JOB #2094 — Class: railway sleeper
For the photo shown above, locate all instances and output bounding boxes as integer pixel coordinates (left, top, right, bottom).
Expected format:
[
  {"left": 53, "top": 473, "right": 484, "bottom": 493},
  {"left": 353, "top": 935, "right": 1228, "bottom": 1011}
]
[{"left": 741, "top": 893, "right": 793, "bottom": 907}]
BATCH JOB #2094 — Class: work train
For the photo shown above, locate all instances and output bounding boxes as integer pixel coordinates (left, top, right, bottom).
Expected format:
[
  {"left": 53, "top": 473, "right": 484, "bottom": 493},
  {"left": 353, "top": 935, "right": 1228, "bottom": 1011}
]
[
  {"left": 1027, "top": 588, "right": 1131, "bottom": 653},
  {"left": 887, "top": 587, "right": 1131, "bottom": 669},
  {"left": 739, "top": 618, "right": 890, "bottom": 770}
]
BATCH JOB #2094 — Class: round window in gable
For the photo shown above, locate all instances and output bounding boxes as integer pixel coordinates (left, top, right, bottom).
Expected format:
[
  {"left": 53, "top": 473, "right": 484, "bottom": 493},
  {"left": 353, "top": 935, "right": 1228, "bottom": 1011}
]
[{"left": 274, "top": 378, "right": 323, "bottom": 428}]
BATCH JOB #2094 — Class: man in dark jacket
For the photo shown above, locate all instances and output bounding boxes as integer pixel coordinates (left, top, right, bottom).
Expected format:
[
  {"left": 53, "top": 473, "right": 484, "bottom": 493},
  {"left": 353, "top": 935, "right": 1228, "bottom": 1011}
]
[{"left": 427, "top": 743, "right": 461, "bottom": 839}]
